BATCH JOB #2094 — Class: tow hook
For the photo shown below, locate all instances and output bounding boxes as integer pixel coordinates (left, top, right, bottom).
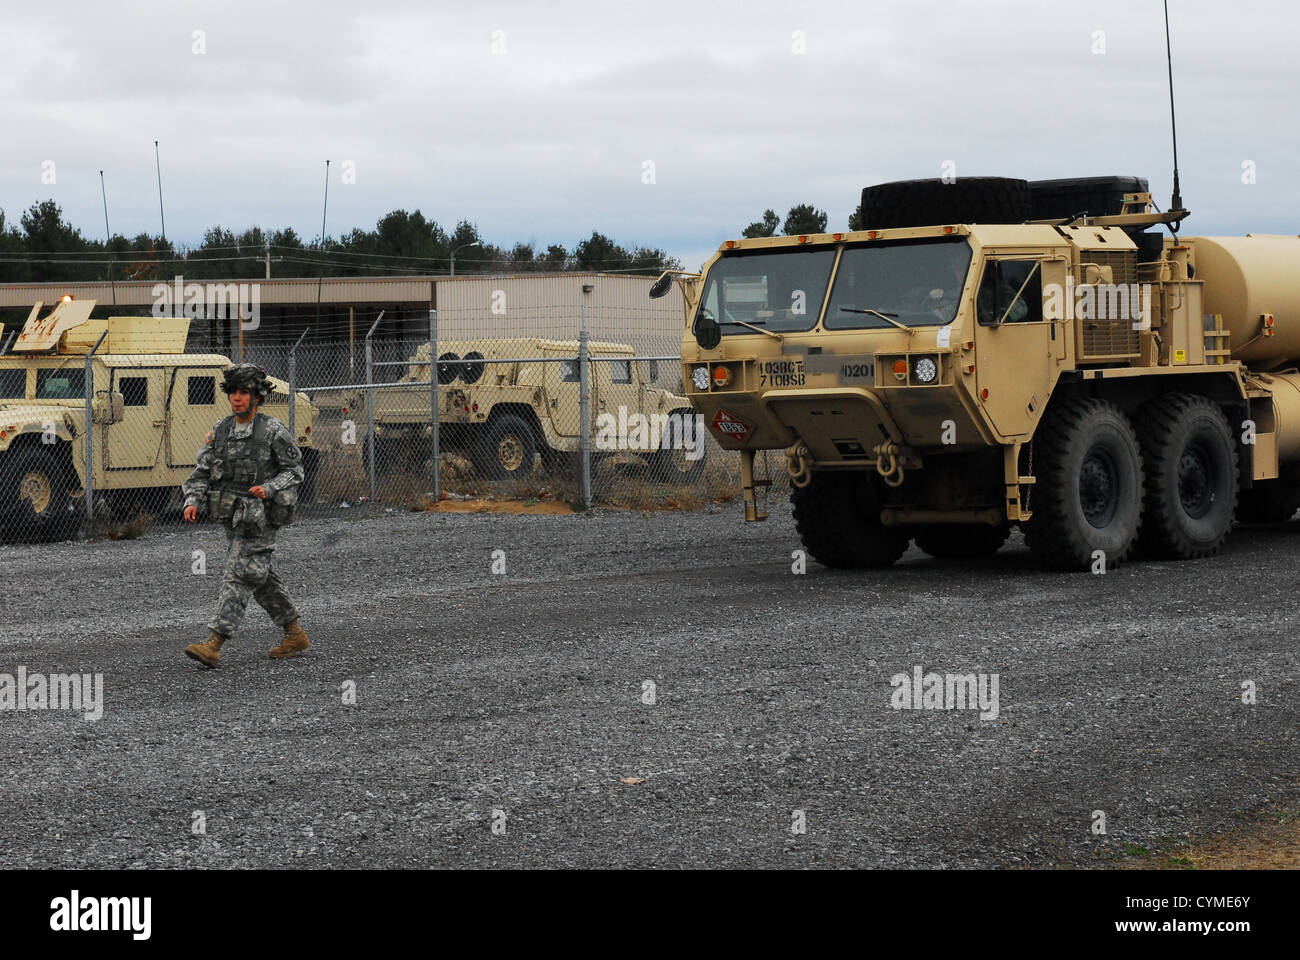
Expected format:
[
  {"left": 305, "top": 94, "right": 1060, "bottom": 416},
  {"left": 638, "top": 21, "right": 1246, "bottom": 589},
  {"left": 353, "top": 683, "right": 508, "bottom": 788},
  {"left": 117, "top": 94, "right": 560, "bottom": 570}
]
[
  {"left": 873, "top": 440, "right": 907, "bottom": 488},
  {"left": 785, "top": 441, "right": 812, "bottom": 488}
]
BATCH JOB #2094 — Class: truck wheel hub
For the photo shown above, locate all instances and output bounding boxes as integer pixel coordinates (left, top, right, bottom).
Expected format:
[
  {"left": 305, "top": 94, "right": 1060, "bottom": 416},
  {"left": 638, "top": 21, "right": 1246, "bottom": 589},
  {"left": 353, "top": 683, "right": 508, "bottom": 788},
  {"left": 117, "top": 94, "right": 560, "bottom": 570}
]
[
  {"left": 20, "top": 471, "right": 53, "bottom": 514},
  {"left": 1178, "top": 446, "right": 1213, "bottom": 518},
  {"left": 1079, "top": 448, "right": 1118, "bottom": 527},
  {"left": 498, "top": 435, "right": 524, "bottom": 471}
]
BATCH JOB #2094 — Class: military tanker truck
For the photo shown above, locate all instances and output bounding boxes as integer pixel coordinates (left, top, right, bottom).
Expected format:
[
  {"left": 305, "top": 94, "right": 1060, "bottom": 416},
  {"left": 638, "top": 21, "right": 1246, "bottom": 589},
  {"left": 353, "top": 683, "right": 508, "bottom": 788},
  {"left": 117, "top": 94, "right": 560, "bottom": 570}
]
[
  {"left": 664, "top": 175, "right": 1300, "bottom": 570},
  {"left": 0, "top": 298, "right": 319, "bottom": 540}
]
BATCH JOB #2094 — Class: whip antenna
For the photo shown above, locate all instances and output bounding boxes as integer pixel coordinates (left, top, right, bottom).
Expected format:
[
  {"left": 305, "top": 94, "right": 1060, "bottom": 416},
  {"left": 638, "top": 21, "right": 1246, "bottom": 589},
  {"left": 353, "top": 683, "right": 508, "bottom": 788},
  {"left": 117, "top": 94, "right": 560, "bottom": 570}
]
[{"left": 1164, "top": 0, "right": 1184, "bottom": 228}]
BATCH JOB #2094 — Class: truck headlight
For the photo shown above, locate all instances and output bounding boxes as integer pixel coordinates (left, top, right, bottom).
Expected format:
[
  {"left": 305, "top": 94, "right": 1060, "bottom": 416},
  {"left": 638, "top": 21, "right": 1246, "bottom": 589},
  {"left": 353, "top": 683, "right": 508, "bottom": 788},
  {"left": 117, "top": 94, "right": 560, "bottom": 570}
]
[
  {"left": 913, "top": 357, "right": 938, "bottom": 384},
  {"left": 692, "top": 366, "right": 710, "bottom": 391}
]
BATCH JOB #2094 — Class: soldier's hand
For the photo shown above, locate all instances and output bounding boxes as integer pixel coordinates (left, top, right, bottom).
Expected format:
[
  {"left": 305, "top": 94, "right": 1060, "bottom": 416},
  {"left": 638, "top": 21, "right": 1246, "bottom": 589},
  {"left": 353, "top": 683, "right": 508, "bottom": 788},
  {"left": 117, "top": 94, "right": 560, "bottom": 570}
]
[
  {"left": 184, "top": 505, "right": 198, "bottom": 523},
  {"left": 249, "top": 485, "right": 268, "bottom": 499}
]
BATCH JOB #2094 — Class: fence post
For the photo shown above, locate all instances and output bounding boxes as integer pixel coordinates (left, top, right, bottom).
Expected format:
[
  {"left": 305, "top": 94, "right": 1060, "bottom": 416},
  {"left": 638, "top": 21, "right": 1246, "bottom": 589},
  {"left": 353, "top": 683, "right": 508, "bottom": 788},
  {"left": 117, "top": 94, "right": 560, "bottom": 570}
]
[
  {"left": 364, "top": 311, "right": 385, "bottom": 503},
  {"left": 579, "top": 302, "right": 592, "bottom": 509},
  {"left": 429, "top": 309, "right": 440, "bottom": 501},
  {"left": 83, "top": 329, "right": 108, "bottom": 533},
  {"left": 288, "top": 327, "right": 309, "bottom": 440}
]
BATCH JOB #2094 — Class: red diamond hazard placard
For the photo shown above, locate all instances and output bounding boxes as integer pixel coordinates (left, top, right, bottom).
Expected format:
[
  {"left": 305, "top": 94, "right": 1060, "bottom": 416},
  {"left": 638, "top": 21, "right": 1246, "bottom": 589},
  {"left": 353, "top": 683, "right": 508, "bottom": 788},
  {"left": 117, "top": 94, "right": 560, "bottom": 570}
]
[{"left": 711, "top": 409, "right": 752, "bottom": 441}]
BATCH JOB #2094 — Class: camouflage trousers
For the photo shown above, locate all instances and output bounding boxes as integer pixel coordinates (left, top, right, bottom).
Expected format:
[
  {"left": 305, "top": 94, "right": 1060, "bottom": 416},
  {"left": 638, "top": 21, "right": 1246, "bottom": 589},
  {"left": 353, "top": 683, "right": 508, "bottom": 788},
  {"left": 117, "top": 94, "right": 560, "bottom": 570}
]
[{"left": 208, "top": 525, "right": 300, "bottom": 638}]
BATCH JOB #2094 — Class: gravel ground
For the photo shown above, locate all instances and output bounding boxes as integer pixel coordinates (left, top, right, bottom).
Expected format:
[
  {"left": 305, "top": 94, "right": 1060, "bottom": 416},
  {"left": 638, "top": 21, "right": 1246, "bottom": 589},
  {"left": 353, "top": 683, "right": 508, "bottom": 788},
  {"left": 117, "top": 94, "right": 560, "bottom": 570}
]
[{"left": 1, "top": 503, "right": 1297, "bottom": 869}]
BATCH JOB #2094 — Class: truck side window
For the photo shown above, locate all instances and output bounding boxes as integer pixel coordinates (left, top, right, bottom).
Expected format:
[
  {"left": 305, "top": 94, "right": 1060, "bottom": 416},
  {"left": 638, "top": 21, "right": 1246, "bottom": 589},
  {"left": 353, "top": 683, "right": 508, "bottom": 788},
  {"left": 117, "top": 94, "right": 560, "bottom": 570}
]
[
  {"left": 978, "top": 261, "right": 1043, "bottom": 324},
  {"left": 119, "top": 376, "right": 149, "bottom": 406},
  {"left": 0, "top": 369, "right": 25, "bottom": 398},
  {"left": 36, "top": 367, "right": 86, "bottom": 398},
  {"left": 188, "top": 376, "right": 216, "bottom": 405},
  {"left": 611, "top": 360, "right": 632, "bottom": 384},
  {"left": 560, "top": 359, "right": 581, "bottom": 383}
]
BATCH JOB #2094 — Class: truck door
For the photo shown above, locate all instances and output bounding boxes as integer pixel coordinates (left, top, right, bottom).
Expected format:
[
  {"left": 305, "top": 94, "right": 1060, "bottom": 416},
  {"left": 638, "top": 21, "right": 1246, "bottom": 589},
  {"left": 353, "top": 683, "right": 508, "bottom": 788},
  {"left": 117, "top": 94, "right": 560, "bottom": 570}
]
[
  {"left": 594, "top": 354, "right": 640, "bottom": 435},
  {"left": 108, "top": 367, "right": 166, "bottom": 470},
  {"left": 543, "top": 350, "right": 583, "bottom": 437},
  {"left": 168, "top": 368, "right": 221, "bottom": 468},
  {"left": 974, "top": 258, "right": 1054, "bottom": 439}
]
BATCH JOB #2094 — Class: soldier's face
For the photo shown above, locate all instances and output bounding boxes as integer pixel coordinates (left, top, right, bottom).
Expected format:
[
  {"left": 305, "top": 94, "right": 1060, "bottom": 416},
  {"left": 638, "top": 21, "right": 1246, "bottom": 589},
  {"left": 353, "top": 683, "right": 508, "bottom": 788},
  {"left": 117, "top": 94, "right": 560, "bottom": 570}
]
[{"left": 228, "top": 387, "right": 254, "bottom": 417}]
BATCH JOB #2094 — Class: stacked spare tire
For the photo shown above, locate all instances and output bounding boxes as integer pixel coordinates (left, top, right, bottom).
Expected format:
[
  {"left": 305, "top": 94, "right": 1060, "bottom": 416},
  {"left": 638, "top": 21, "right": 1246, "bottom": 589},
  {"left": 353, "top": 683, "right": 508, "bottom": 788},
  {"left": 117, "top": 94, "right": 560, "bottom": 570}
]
[
  {"left": 857, "top": 174, "right": 1150, "bottom": 228},
  {"left": 855, "top": 173, "right": 1164, "bottom": 280}
]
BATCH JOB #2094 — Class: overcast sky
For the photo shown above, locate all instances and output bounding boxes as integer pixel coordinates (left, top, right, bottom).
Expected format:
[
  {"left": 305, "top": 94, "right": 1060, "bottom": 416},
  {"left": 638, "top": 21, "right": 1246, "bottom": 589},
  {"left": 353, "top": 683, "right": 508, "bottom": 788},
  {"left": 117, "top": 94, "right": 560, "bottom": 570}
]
[{"left": 2, "top": 0, "right": 1296, "bottom": 271}]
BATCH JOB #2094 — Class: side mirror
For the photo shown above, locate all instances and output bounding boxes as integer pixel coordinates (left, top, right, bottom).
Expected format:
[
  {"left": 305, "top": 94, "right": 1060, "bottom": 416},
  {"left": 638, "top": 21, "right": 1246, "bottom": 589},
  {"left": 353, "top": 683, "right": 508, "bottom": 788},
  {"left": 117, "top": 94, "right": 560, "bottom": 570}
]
[
  {"left": 648, "top": 272, "right": 674, "bottom": 299},
  {"left": 693, "top": 312, "right": 721, "bottom": 350},
  {"left": 93, "top": 391, "right": 124, "bottom": 424}
]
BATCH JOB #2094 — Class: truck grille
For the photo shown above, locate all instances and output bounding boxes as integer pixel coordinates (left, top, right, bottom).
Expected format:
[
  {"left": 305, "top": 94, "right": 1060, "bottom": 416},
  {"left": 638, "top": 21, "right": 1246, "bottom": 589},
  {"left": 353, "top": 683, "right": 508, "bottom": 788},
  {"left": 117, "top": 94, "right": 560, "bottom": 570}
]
[{"left": 1077, "top": 250, "right": 1140, "bottom": 360}]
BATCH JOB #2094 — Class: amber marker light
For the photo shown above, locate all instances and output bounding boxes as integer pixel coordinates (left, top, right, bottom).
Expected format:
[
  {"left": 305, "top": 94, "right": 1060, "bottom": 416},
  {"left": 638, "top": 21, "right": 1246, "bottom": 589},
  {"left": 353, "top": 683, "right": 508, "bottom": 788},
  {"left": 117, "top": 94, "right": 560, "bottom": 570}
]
[
  {"left": 892, "top": 359, "right": 908, "bottom": 382},
  {"left": 712, "top": 365, "right": 732, "bottom": 388}
]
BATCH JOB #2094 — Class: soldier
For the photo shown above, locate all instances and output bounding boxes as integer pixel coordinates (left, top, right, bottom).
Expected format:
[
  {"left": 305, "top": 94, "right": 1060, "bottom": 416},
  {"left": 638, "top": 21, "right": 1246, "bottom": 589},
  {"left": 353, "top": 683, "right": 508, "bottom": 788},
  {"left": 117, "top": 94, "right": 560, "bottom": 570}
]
[{"left": 180, "top": 364, "right": 310, "bottom": 668}]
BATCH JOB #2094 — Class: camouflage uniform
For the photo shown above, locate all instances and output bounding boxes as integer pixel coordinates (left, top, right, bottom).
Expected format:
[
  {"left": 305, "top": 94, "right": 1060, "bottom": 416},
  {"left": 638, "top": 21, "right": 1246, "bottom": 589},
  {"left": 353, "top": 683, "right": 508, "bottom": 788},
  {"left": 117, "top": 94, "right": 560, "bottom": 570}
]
[{"left": 183, "top": 413, "right": 305, "bottom": 639}]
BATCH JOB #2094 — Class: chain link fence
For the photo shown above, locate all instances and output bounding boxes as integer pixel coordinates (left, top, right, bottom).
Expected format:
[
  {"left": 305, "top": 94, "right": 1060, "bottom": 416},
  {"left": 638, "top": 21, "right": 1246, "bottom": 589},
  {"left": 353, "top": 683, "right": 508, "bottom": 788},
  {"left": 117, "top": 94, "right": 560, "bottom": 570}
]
[{"left": 0, "top": 306, "right": 789, "bottom": 543}]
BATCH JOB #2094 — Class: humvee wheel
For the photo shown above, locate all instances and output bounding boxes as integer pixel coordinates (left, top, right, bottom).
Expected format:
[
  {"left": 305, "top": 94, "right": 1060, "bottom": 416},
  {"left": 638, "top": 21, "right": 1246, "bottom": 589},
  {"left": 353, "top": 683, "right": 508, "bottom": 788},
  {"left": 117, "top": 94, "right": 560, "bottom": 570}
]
[
  {"left": 436, "top": 352, "right": 462, "bottom": 385},
  {"left": 1024, "top": 398, "right": 1143, "bottom": 570},
  {"left": 476, "top": 415, "right": 536, "bottom": 481},
  {"left": 1136, "top": 394, "right": 1237, "bottom": 560},
  {"left": 790, "top": 471, "right": 909, "bottom": 569},
  {"left": 1, "top": 447, "right": 78, "bottom": 542},
  {"left": 914, "top": 523, "right": 1010, "bottom": 559},
  {"left": 21, "top": 467, "right": 53, "bottom": 514},
  {"left": 647, "top": 411, "right": 707, "bottom": 482}
]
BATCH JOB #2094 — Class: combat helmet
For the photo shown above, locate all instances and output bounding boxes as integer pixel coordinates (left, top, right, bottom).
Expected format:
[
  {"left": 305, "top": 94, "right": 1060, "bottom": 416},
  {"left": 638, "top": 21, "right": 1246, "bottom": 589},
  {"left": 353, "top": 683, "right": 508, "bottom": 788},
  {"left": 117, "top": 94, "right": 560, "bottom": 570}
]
[{"left": 221, "top": 363, "right": 273, "bottom": 403}]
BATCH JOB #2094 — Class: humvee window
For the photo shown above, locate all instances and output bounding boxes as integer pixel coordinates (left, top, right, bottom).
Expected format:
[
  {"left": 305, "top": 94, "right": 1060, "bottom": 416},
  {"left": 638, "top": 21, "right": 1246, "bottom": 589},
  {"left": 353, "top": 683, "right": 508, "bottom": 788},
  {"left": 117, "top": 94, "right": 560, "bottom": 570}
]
[
  {"left": 119, "top": 376, "right": 149, "bottom": 406},
  {"left": 0, "top": 369, "right": 25, "bottom": 398},
  {"left": 188, "top": 376, "right": 216, "bottom": 405},
  {"left": 696, "top": 248, "right": 836, "bottom": 335},
  {"left": 560, "top": 359, "right": 581, "bottom": 383},
  {"left": 825, "top": 237, "right": 974, "bottom": 330},
  {"left": 611, "top": 360, "right": 632, "bottom": 384},
  {"left": 35, "top": 367, "right": 86, "bottom": 399}
]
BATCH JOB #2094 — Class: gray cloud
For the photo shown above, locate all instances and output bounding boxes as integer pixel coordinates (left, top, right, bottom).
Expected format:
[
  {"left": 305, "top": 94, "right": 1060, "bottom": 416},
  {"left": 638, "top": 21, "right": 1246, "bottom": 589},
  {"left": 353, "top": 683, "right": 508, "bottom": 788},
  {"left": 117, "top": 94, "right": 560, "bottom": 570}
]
[{"left": 1, "top": 0, "right": 1295, "bottom": 271}]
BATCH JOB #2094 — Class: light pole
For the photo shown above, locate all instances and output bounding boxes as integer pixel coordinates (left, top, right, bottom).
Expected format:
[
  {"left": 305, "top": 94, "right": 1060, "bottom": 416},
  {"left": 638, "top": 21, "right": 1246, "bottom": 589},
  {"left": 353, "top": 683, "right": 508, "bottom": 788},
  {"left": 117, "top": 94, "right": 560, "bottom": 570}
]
[{"left": 450, "top": 241, "right": 481, "bottom": 277}]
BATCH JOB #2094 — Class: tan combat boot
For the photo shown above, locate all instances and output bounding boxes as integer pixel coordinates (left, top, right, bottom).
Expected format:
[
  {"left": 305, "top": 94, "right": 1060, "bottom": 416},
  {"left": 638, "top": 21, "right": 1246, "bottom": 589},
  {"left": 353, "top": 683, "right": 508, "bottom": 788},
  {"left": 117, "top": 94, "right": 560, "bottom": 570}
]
[
  {"left": 269, "top": 620, "right": 310, "bottom": 659},
  {"left": 184, "top": 631, "right": 227, "bottom": 668}
]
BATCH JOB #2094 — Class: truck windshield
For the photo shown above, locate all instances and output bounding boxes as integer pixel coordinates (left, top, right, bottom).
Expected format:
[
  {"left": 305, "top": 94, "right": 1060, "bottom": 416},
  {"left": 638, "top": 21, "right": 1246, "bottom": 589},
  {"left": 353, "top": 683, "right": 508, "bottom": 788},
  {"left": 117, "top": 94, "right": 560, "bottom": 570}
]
[
  {"left": 824, "top": 237, "right": 973, "bottom": 329},
  {"left": 696, "top": 248, "right": 836, "bottom": 335}
]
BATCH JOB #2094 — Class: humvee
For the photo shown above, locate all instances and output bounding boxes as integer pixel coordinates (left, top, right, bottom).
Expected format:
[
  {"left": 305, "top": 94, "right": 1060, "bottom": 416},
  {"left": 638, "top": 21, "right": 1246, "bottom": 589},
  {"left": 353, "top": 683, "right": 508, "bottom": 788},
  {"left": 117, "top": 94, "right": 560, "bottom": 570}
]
[
  {"left": 343, "top": 337, "right": 703, "bottom": 481},
  {"left": 0, "top": 299, "right": 319, "bottom": 540}
]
